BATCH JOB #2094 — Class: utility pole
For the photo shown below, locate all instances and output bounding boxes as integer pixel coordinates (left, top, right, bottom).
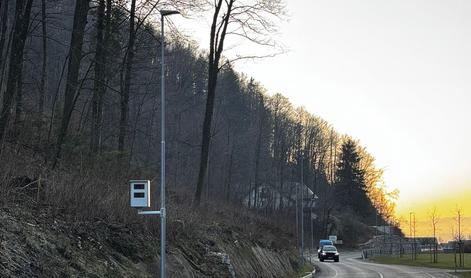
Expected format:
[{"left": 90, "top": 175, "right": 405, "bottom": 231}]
[
  {"left": 457, "top": 209, "right": 463, "bottom": 267},
  {"left": 300, "top": 152, "right": 304, "bottom": 263},
  {"left": 410, "top": 212, "right": 413, "bottom": 260},
  {"left": 413, "top": 213, "right": 417, "bottom": 260}
]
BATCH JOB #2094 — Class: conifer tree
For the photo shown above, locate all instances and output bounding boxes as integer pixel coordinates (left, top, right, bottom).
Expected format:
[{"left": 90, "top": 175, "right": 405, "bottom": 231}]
[{"left": 335, "top": 139, "right": 375, "bottom": 220}]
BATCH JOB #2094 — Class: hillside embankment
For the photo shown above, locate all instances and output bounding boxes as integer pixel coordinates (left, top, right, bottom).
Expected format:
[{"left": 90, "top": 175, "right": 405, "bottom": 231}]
[{"left": 0, "top": 188, "right": 301, "bottom": 278}]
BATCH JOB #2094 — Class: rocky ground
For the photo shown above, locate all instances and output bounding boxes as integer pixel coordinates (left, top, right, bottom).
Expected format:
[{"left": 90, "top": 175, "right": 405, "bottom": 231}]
[{"left": 0, "top": 192, "right": 300, "bottom": 278}]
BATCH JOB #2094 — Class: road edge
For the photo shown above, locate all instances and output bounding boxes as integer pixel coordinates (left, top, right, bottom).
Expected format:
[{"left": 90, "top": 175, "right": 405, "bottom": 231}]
[{"left": 301, "top": 269, "right": 316, "bottom": 278}]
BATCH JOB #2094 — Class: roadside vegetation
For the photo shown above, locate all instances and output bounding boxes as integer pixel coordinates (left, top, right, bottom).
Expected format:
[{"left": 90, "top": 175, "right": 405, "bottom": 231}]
[
  {"left": 293, "top": 263, "right": 314, "bottom": 278},
  {"left": 371, "top": 253, "right": 471, "bottom": 270}
]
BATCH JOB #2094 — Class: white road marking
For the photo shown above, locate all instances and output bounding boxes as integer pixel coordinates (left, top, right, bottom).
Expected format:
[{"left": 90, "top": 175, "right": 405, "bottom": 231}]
[
  {"left": 313, "top": 252, "right": 458, "bottom": 278},
  {"left": 329, "top": 263, "right": 339, "bottom": 278},
  {"left": 319, "top": 260, "right": 339, "bottom": 278},
  {"left": 424, "top": 272, "right": 437, "bottom": 278},
  {"left": 343, "top": 259, "right": 373, "bottom": 274},
  {"left": 355, "top": 256, "right": 457, "bottom": 278},
  {"left": 344, "top": 257, "right": 384, "bottom": 278}
]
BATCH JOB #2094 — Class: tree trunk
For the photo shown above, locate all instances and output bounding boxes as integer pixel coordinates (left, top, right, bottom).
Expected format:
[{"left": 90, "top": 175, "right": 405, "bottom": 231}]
[
  {"left": 194, "top": 67, "right": 217, "bottom": 205},
  {"left": 118, "top": 0, "right": 136, "bottom": 156},
  {"left": 0, "top": 0, "right": 9, "bottom": 70},
  {"left": 225, "top": 145, "right": 234, "bottom": 202},
  {"left": 46, "top": 58, "right": 67, "bottom": 144},
  {"left": 53, "top": 0, "right": 90, "bottom": 167},
  {"left": 37, "top": 0, "right": 47, "bottom": 143},
  {"left": 194, "top": 0, "right": 234, "bottom": 206},
  {"left": 13, "top": 68, "right": 23, "bottom": 129},
  {"left": 0, "top": 0, "right": 33, "bottom": 146},
  {"left": 253, "top": 95, "right": 264, "bottom": 209},
  {"left": 90, "top": 0, "right": 106, "bottom": 153}
]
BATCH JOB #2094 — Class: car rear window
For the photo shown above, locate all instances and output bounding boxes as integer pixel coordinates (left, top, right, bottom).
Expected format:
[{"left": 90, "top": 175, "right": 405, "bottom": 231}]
[
  {"left": 320, "top": 240, "right": 333, "bottom": 246},
  {"left": 323, "top": 246, "right": 337, "bottom": 251}
]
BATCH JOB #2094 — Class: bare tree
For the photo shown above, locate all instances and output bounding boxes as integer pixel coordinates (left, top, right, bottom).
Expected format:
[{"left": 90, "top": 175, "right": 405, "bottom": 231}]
[
  {"left": 90, "top": 0, "right": 112, "bottom": 153},
  {"left": 455, "top": 207, "right": 464, "bottom": 267},
  {"left": 0, "top": 0, "right": 33, "bottom": 147},
  {"left": 193, "top": 0, "right": 285, "bottom": 206},
  {"left": 53, "top": 0, "right": 91, "bottom": 167},
  {"left": 0, "top": 0, "right": 9, "bottom": 74},
  {"left": 37, "top": 0, "right": 48, "bottom": 143},
  {"left": 118, "top": 0, "right": 137, "bottom": 157},
  {"left": 429, "top": 207, "right": 440, "bottom": 263}
]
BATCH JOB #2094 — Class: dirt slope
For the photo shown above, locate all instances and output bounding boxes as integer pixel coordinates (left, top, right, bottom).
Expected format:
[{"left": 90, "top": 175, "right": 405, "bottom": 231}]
[{"left": 0, "top": 202, "right": 299, "bottom": 278}]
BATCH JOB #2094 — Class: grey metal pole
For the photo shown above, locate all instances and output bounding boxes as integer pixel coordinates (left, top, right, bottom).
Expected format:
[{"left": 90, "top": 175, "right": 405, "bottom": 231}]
[
  {"left": 160, "top": 13, "right": 166, "bottom": 278},
  {"left": 375, "top": 211, "right": 378, "bottom": 236},
  {"left": 295, "top": 174, "right": 299, "bottom": 256},
  {"left": 300, "top": 152, "right": 304, "bottom": 262},
  {"left": 410, "top": 212, "right": 412, "bottom": 259},
  {"left": 158, "top": 11, "right": 180, "bottom": 277},
  {"left": 310, "top": 206, "right": 313, "bottom": 263},
  {"left": 412, "top": 212, "right": 417, "bottom": 260}
]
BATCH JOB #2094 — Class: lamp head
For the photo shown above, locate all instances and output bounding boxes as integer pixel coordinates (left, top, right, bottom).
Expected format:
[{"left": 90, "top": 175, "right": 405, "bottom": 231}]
[{"left": 160, "top": 10, "right": 180, "bottom": 16}]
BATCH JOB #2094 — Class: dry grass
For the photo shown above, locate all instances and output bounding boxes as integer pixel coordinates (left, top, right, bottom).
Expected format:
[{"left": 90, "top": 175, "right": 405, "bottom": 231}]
[{"left": 0, "top": 144, "right": 295, "bottom": 249}]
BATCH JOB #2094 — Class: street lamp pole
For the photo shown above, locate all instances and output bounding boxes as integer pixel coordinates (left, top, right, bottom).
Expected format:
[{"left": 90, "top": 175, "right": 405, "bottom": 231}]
[
  {"left": 310, "top": 206, "right": 313, "bottom": 263},
  {"left": 310, "top": 194, "right": 318, "bottom": 263},
  {"left": 160, "top": 9, "right": 179, "bottom": 278},
  {"left": 300, "top": 151, "right": 304, "bottom": 262}
]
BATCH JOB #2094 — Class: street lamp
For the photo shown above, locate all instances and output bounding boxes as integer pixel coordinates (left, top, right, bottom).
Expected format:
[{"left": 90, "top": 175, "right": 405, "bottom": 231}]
[
  {"left": 310, "top": 194, "right": 318, "bottom": 263},
  {"left": 160, "top": 9, "right": 180, "bottom": 278},
  {"left": 300, "top": 152, "right": 304, "bottom": 263},
  {"left": 296, "top": 151, "right": 304, "bottom": 264}
]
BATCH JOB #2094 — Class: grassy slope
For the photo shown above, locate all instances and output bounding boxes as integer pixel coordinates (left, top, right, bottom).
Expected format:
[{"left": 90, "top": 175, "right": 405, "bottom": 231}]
[
  {"left": 293, "top": 263, "right": 314, "bottom": 278},
  {"left": 371, "top": 253, "right": 471, "bottom": 270},
  {"left": 371, "top": 253, "right": 471, "bottom": 278}
]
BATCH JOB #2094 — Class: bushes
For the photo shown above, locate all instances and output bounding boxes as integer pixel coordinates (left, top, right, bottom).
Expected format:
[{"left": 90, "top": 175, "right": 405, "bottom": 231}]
[{"left": 334, "top": 212, "right": 374, "bottom": 247}]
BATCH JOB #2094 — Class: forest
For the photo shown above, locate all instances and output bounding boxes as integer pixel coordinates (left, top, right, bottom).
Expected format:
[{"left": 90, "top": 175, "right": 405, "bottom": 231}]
[{"left": 0, "top": 0, "right": 398, "bottom": 243}]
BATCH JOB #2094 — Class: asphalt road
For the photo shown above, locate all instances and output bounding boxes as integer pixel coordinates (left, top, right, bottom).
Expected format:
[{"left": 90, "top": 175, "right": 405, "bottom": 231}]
[{"left": 310, "top": 251, "right": 459, "bottom": 278}]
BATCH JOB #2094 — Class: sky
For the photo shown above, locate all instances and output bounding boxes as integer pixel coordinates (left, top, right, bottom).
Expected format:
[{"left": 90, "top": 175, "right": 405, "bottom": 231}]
[{"left": 171, "top": 0, "right": 471, "bottom": 239}]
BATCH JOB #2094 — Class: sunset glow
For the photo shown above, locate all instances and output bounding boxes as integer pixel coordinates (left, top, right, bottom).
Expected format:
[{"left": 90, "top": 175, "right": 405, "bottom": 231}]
[{"left": 172, "top": 0, "right": 471, "bottom": 238}]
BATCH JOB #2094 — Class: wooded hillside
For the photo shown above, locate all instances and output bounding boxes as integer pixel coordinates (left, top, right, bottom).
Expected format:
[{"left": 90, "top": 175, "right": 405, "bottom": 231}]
[{"left": 0, "top": 0, "right": 398, "bottom": 243}]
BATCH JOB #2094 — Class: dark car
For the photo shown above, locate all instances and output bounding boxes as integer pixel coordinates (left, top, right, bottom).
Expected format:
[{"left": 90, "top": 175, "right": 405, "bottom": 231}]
[
  {"left": 319, "top": 245, "right": 339, "bottom": 262},
  {"left": 317, "top": 239, "right": 334, "bottom": 258}
]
